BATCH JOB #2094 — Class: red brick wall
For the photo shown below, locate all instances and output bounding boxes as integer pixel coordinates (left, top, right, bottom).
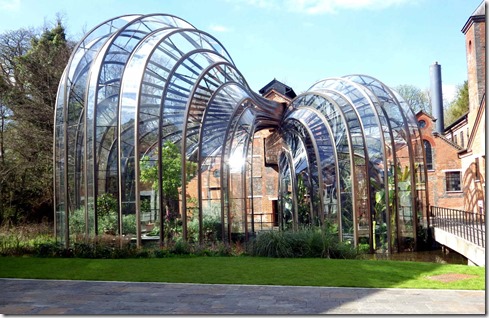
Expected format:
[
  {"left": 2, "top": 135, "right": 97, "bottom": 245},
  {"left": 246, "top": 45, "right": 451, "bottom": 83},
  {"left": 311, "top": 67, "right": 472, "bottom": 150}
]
[
  {"left": 462, "top": 13, "right": 486, "bottom": 213},
  {"left": 465, "top": 18, "right": 486, "bottom": 115},
  {"left": 417, "top": 113, "right": 464, "bottom": 210},
  {"left": 250, "top": 130, "right": 279, "bottom": 229}
]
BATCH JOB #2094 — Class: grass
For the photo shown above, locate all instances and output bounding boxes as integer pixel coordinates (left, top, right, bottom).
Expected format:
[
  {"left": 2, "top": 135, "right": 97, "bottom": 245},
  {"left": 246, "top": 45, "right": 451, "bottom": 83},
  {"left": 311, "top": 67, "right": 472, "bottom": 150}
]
[
  {"left": 0, "top": 256, "right": 484, "bottom": 290},
  {"left": 0, "top": 223, "right": 485, "bottom": 290}
]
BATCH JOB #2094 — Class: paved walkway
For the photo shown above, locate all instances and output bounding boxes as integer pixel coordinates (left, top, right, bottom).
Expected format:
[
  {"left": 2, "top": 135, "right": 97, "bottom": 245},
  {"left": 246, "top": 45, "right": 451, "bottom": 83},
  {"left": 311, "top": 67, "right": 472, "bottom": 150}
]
[{"left": 0, "top": 278, "right": 485, "bottom": 315}]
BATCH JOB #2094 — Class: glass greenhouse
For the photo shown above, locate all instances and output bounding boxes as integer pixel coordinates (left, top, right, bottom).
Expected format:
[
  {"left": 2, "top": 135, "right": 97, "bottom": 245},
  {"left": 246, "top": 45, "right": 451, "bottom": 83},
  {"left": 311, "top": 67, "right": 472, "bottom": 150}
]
[{"left": 54, "top": 14, "right": 429, "bottom": 253}]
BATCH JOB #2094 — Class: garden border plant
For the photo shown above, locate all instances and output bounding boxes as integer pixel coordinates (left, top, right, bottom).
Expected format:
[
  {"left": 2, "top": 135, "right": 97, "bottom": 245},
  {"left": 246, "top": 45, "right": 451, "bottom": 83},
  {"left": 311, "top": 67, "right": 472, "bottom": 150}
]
[{"left": 1, "top": 222, "right": 361, "bottom": 259}]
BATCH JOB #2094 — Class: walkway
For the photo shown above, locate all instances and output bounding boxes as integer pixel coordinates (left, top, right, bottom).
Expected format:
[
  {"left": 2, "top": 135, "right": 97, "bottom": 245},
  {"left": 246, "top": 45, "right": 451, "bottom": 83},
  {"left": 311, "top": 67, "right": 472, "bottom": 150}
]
[
  {"left": 431, "top": 206, "right": 486, "bottom": 266},
  {"left": 0, "top": 278, "right": 485, "bottom": 315}
]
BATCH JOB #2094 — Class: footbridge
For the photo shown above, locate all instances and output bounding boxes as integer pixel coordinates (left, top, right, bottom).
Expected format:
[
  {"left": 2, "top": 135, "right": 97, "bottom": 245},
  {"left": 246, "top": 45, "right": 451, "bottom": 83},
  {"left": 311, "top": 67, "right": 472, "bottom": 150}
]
[{"left": 430, "top": 206, "right": 485, "bottom": 266}]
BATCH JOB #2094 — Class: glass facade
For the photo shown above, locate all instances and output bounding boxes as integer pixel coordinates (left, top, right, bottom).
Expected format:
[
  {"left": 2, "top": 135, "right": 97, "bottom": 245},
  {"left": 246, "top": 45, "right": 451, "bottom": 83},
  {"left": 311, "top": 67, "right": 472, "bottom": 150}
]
[{"left": 54, "top": 14, "right": 428, "bottom": 253}]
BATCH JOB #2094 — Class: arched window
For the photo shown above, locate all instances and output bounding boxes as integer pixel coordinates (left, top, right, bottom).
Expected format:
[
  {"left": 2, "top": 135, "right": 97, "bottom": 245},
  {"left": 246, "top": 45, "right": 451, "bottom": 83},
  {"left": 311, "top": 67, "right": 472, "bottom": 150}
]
[{"left": 424, "top": 140, "right": 433, "bottom": 170}]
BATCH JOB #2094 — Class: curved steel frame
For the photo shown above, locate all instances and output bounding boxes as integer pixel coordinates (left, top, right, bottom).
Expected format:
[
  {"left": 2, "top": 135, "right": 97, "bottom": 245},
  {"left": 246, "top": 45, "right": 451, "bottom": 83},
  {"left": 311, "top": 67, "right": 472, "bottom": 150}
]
[{"left": 54, "top": 14, "right": 428, "bottom": 253}]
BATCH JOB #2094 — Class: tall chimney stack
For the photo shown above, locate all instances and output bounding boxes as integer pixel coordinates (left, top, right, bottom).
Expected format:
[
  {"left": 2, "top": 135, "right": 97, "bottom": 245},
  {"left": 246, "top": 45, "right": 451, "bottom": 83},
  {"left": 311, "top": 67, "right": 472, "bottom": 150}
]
[{"left": 429, "top": 62, "right": 444, "bottom": 134}]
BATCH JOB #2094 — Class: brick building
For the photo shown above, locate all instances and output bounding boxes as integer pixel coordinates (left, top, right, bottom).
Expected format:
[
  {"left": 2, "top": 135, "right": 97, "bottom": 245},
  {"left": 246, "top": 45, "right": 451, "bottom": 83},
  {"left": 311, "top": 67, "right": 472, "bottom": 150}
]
[
  {"left": 459, "top": 2, "right": 485, "bottom": 214},
  {"left": 420, "top": 1, "right": 485, "bottom": 213},
  {"left": 184, "top": 79, "right": 296, "bottom": 232},
  {"left": 250, "top": 79, "right": 297, "bottom": 230},
  {"left": 258, "top": 78, "right": 297, "bottom": 103},
  {"left": 417, "top": 111, "right": 464, "bottom": 210}
]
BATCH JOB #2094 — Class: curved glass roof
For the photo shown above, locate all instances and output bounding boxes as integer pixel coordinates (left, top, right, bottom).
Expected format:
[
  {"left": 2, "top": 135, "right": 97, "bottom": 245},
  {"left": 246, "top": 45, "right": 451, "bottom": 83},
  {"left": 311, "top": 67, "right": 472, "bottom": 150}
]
[{"left": 55, "top": 14, "right": 428, "bottom": 253}]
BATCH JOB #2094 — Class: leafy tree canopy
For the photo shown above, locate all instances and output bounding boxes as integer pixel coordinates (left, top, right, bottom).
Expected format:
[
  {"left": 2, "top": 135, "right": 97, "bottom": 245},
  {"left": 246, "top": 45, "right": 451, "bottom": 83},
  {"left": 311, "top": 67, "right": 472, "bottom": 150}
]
[
  {"left": 444, "top": 81, "right": 469, "bottom": 126},
  {"left": 0, "top": 19, "right": 72, "bottom": 224},
  {"left": 140, "top": 140, "right": 197, "bottom": 200}
]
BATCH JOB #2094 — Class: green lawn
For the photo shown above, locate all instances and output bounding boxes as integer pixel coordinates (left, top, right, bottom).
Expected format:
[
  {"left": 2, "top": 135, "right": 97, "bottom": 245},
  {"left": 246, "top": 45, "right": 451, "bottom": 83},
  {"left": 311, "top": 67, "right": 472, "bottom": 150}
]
[{"left": 0, "top": 256, "right": 484, "bottom": 290}]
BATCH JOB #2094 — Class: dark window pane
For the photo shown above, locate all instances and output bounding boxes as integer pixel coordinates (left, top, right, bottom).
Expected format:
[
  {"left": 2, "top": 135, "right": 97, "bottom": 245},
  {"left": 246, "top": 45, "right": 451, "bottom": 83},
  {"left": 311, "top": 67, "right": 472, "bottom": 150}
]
[
  {"left": 445, "top": 171, "right": 461, "bottom": 192},
  {"left": 424, "top": 140, "right": 433, "bottom": 170}
]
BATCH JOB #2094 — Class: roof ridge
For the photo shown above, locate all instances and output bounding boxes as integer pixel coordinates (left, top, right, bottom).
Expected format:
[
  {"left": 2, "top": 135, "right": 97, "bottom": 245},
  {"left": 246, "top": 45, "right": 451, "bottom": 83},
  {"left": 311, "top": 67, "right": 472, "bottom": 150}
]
[
  {"left": 464, "top": 93, "right": 486, "bottom": 152},
  {"left": 433, "top": 131, "right": 464, "bottom": 150}
]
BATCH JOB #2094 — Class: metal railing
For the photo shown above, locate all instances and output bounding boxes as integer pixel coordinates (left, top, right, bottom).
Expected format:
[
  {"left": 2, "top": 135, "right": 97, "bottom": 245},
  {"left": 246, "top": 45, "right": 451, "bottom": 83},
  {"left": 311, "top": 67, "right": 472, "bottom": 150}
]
[{"left": 431, "top": 206, "right": 485, "bottom": 248}]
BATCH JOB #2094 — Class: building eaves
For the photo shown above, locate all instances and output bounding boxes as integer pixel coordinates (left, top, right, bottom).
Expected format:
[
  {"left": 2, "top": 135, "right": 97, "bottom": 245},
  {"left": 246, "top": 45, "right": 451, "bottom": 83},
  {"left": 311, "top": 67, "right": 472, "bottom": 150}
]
[
  {"left": 444, "top": 112, "right": 468, "bottom": 132},
  {"left": 263, "top": 88, "right": 293, "bottom": 103},
  {"left": 459, "top": 93, "right": 485, "bottom": 155},
  {"left": 461, "top": 1, "right": 485, "bottom": 34},
  {"left": 415, "top": 110, "right": 436, "bottom": 121},
  {"left": 259, "top": 78, "right": 297, "bottom": 99},
  {"left": 433, "top": 131, "right": 464, "bottom": 151}
]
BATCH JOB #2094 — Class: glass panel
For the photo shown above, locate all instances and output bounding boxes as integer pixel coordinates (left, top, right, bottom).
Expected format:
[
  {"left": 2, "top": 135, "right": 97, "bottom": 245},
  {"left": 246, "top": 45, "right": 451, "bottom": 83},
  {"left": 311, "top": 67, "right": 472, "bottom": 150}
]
[
  {"left": 282, "top": 128, "right": 311, "bottom": 227},
  {"left": 199, "top": 84, "right": 250, "bottom": 241},
  {"left": 345, "top": 75, "right": 417, "bottom": 251},
  {"left": 292, "top": 95, "right": 356, "bottom": 241},
  {"left": 278, "top": 152, "right": 293, "bottom": 230},
  {"left": 55, "top": 12, "right": 431, "bottom": 256},
  {"left": 310, "top": 78, "right": 392, "bottom": 252}
]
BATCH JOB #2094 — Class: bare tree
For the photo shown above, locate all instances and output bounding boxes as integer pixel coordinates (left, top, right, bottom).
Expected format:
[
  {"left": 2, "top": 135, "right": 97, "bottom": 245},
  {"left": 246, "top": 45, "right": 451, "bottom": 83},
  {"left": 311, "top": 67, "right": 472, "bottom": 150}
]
[{"left": 394, "top": 84, "right": 431, "bottom": 114}]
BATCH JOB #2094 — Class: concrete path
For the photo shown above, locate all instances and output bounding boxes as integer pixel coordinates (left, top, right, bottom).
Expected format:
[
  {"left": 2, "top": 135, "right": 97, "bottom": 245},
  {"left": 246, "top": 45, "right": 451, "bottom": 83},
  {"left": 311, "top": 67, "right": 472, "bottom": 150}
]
[{"left": 0, "top": 278, "right": 485, "bottom": 315}]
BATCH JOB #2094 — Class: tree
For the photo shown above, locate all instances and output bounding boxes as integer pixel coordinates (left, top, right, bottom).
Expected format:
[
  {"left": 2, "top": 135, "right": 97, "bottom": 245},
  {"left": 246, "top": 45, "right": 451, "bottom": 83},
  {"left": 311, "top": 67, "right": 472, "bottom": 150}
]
[
  {"left": 96, "top": 193, "right": 118, "bottom": 235},
  {"left": 140, "top": 140, "right": 197, "bottom": 220},
  {"left": 0, "top": 80, "right": 12, "bottom": 165},
  {"left": 444, "top": 81, "right": 469, "bottom": 126},
  {"left": 394, "top": 84, "right": 431, "bottom": 114},
  {"left": 0, "top": 21, "right": 72, "bottom": 224}
]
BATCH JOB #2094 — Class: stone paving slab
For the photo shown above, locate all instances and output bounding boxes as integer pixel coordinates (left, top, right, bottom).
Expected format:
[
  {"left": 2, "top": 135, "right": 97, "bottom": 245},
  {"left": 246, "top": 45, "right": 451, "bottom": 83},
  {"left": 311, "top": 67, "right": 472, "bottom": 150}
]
[{"left": 0, "top": 278, "right": 485, "bottom": 315}]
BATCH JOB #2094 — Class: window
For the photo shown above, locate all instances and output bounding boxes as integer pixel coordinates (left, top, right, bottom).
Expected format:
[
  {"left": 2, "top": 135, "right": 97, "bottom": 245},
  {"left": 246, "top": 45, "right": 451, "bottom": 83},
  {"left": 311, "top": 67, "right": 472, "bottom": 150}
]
[
  {"left": 453, "top": 134, "right": 457, "bottom": 145},
  {"left": 460, "top": 132, "right": 464, "bottom": 148},
  {"left": 445, "top": 171, "right": 461, "bottom": 192},
  {"left": 418, "top": 120, "right": 426, "bottom": 128},
  {"left": 424, "top": 140, "right": 433, "bottom": 170}
]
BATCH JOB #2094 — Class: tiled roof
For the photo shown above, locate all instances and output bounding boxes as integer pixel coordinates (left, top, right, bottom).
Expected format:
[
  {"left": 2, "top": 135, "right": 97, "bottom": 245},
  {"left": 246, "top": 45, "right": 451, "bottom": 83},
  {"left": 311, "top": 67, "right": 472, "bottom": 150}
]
[{"left": 259, "top": 79, "right": 297, "bottom": 99}]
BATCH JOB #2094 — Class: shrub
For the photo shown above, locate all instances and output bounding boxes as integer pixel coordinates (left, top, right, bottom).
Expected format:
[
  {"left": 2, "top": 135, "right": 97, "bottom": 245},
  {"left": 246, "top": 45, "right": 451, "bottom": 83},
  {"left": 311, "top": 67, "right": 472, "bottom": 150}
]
[
  {"left": 1, "top": 222, "right": 359, "bottom": 259},
  {"left": 0, "top": 222, "right": 54, "bottom": 256},
  {"left": 69, "top": 208, "right": 93, "bottom": 235},
  {"left": 35, "top": 242, "right": 67, "bottom": 257},
  {"left": 109, "top": 242, "right": 139, "bottom": 258},
  {"left": 248, "top": 230, "right": 293, "bottom": 258},
  {"left": 357, "top": 243, "right": 371, "bottom": 254},
  {"left": 122, "top": 214, "right": 137, "bottom": 235},
  {"left": 97, "top": 211, "right": 118, "bottom": 236},
  {"left": 153, "top": 248, "right": 171, "bottom": 258},
  {"left": 170, "top": 239, "right": 191, "bottom": 255},
  {"left": 248, "top": 227, "right": 359, "bottom": 259},
  {"left": 68, "top": 198, "right": 136, "bottom": 237},
  {"left": 135, "top": 249, "right": 151, "bottom": 258},
  {"left": 214, "top": 242, "right": 233, "bottom": 256}
]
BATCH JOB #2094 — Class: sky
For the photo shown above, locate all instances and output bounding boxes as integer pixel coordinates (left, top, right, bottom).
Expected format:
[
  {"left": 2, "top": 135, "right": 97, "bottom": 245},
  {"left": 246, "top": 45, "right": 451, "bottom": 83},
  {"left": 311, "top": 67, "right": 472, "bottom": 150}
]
[{"left": 0, "top": 0, "right": 484, "bottom": 101}]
